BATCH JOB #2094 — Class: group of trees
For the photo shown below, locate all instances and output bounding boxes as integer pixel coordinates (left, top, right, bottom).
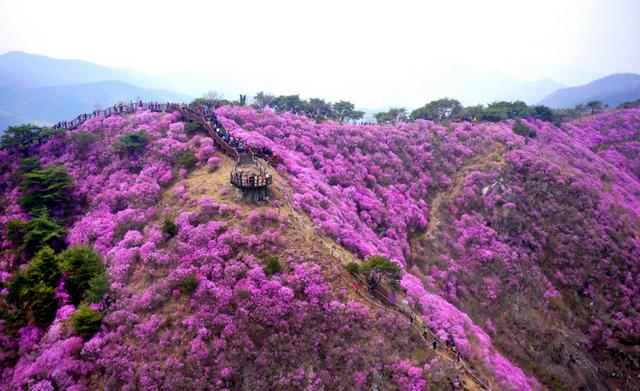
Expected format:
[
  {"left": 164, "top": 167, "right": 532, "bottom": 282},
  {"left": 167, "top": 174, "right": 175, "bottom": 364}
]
[
  {"left": 5, "top": 242, "right": 108, "bottom": 336},
  {"left": 189, "top": 90, "right": 640, "bottom": 128},
  {"left": 252, "top": 92, "right": 365, "bottom": 122},
  {"left": 617, "top": 98, "right": 640, "bottom": 109},
  {"left": 348, "top": 255, "right": 401, "bottom": 289},
  {"left": 371, "top": 97, "right": 639, "bottom": 125},
  {"left": 374, "top": 99, "right": 558, "bottom": 124},
  {"left": 2, "top": 157, "right": 108, "bottom": 338},
  {"left": 552, "top": 101, "right": 608, "bottom": 121},
  {"left": 189, "top": 91, "right": 237, "bottom": 108},
  {"left": 190, "top": 91, "right": 365, "bottom": 123},
  {"left": 4, "top": 228, "right": 107, "bottom": 336},
  {"left": 191, "top": 91, "right": 640, "bottom": 128},
  {"left": 113, "top": 131, "right": 149, "bottom": 156},
  {"left": 16, "top": 157, "right": 75, "bottom": 220},
  {"left": 374, "top": 107, "right": 409, "bottom": 124},
  {"left": 0, "top": 124, "right": 63, "bottom": 151}
]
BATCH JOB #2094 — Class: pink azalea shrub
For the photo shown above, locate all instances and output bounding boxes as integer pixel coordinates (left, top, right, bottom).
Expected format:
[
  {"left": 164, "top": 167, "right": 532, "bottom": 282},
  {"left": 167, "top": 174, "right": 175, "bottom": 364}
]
[
  {"left": 1, "top": 105, "right": 639, "bottom": 389},
  {"left": 0, "top": 109, "right": 434, "bottom": 389},
  {"left": 217, "top": 106, "right": 640, "bottom": 389},
  {"left": 218, "top": 106, "right": 542, "bottom": 389},
  {"left": 207, "top": 156, "right": 221, "bottom": 171}
]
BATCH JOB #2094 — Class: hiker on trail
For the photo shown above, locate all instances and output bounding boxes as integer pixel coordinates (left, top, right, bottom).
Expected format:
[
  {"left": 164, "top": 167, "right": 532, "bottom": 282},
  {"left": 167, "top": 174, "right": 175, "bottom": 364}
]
[
  {"left": 366, "top": 277, "right": 378, "bottom": 293},
  {"left": 447, "top": 335, "right": 458, "bottom": 357},
  {"left": 101, "top": 293, "right": 113, "bottom": 311},
  {"left": 432, "top": 338, "right": 438, "bottom": 350},
  {"left": 354, "top": 282, "right": 361, "bottom": 291},
  {"left": 261, "top": 146, "right": 273, "bottom": 157},
  {"left": 451, "top": 345, "right": 460, "bottom": 362},
  {"left": 409, "top": 313, "right": 415, "bottom": 324}
]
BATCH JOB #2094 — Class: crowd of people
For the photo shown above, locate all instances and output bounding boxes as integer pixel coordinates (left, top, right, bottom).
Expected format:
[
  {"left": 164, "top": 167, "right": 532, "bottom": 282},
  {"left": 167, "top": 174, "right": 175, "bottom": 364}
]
[
  {"left": 191, "top": 104, "right": 277, "bottom": 191},
  {"left": 194, "top": 104, "right": 254, "bottom": 155},
  {"left": 52, "top": 101, "right": 178, "bottom": 129},
  {"left": 230, "top": 170, "right": 273, "bottom": 188},
  {"left": 200, "top": 104, "right": 281, "bottom": 161}
]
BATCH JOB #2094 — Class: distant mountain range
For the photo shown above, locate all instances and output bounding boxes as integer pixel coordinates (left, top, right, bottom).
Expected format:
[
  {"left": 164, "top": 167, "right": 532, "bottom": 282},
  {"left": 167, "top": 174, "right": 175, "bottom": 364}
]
[
  {"left": 0, "top": 51, "right": 193, "bottom": 131},
  {"left": 3, "top": 50, "right": 640, "bottom": 133},
  {"left": 0, "top": 81, "right": 187, "bottom": 125},
  {"left": 538, "top": 73, "right": 640, "bottom": 108},
  {"left": 0, "top": 51, "right": 153, "bottom": 89}
]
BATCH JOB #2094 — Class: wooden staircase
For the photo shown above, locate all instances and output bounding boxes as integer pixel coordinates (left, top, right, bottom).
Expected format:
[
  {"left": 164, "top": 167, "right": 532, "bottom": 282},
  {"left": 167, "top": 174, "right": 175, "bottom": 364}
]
[{"left": 238, "top": 152, "right": 254, "bottom": 166}]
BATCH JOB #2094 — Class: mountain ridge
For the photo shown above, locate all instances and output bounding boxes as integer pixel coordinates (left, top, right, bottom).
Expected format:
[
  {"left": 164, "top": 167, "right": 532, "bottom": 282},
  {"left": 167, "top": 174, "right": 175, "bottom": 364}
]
[
  {"left": 0, "top": 80, "right": 190, "bottom": 126},
  {"left": 0, "top": 50, "right": 158, "bottom": 89},
  {"left": 539, "top": 72, "right": 640, "bottom": 108},
  {"left": 0, "top": 51, "right": 193, "bottom": 130}
]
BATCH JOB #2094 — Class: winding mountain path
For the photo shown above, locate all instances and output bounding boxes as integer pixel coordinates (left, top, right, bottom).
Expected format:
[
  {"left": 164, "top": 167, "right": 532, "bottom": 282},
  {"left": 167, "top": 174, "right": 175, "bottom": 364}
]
[{"left": 270, "top": 173, "right": 494, "bottom": 390}]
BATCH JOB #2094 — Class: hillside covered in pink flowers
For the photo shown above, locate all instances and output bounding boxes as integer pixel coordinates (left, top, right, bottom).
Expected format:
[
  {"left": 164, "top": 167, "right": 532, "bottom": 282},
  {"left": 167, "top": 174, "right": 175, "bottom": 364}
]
[{"left": 1, "top": 106, "right": 639, "bottom": 390}]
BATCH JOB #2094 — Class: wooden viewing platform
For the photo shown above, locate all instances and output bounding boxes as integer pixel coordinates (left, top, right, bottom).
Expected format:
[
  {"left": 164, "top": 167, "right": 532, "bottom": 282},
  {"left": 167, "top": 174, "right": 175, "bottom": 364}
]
[
  {"left": 180, "top": 105, "right": 274, "bottom": 203},
  {"left": 230, "top": 165, "right": 273, "bottom": 203}
]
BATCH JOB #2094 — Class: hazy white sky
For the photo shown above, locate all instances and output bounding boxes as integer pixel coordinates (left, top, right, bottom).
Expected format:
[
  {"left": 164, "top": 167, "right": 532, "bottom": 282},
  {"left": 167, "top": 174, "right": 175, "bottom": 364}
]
[{"left": 1, "top": 0, "right": 639, "bottom": 107}]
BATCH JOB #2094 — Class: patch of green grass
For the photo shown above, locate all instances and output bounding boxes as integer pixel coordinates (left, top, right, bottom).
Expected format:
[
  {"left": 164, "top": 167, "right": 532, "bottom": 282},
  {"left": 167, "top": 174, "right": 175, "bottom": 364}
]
[
  {"left": 71, "top": 304, "right": 103, "bottom": 339},
  {"left": 114, "top": 131, "right": 149, "bottom": 154},
  {"left": 263, "top": 256, "right": 281, "bottom": 276},
  {"left": 179, "top": 275, "right": 200, "bottom": 294}
]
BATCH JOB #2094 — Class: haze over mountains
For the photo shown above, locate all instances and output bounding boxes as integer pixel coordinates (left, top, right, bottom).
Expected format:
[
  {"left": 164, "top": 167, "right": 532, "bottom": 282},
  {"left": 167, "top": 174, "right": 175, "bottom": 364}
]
[
  {"left": 415, "top": 70, "right": 565, "bottom": 106},
  {"left": 0, "top": 51, "right": 193, "bottom": 130},
  {"left": 2, "top": 51, "right": 640, "bottom": 131},
  {"left": 0, "top": 81, "right": 187, "bottom": 127}
]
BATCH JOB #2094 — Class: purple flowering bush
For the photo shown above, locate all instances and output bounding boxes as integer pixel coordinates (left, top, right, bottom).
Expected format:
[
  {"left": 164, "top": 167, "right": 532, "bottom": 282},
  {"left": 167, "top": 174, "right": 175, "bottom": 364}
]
[
  {"left": 0, "top": 109, "right": 449, "bottom": 390},
  {"left": 424, "top": 116, "right": 640, "bottom": 388},
  {"left": 218, "top": 106, "right": 542, "bottom": 389},
  {"left": 218, "top": 106, "right": 640, "bottom": 389},
  {"left": 1, "top": 105, "right": 638, "bottom": 389}
]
